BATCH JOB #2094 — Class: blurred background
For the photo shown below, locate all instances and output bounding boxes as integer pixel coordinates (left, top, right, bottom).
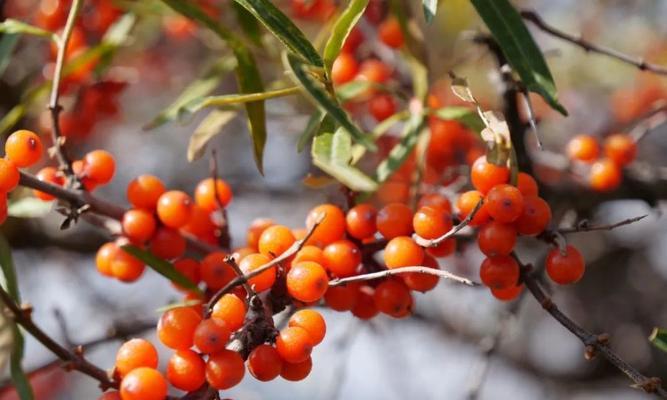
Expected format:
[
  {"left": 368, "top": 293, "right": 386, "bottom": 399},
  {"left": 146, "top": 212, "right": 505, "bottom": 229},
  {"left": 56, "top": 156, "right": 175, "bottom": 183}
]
[{"left": 0, "top": 0, "right": 666, "bottom": 399}]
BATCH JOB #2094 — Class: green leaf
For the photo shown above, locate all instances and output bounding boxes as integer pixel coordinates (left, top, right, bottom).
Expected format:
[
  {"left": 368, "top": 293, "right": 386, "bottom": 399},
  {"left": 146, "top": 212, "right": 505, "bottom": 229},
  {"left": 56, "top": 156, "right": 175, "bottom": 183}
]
[
  {"left": 471, "top": 0, "right": 567, "bottom": 115},
  {"left": 285, "top": 52, "right": 376, "bottom": 151},
  {"left": 376, "top": 112, "right": 426, "bottom": 183},
  {"left": 297, "top": 111, "right": 325, "bottom": 153},
  {"left": 187, "top": 110, "right": 238, "bottom": 162},
  {"left": 232, "top": 0, "right": 323, "bottom": 67},
  {"left": 232, "top": 2, "right": 263, "bottom": 46},
  {"left": 0, "top": 34, "right": 19, "bottom": 78},
  {"left": 312, "top": 128, "right": 378, "bottom": 192},
  {"left": 335, "top": 80, "right": 375, "bottom": 101},
  {"left": 431, "top": 106, "right": 485, "bottom": 133},
  {"left": 121, "top": 245, "right": 203, "bottom": 296},
  {"left": 8, "top": 197, "right": 53, "bottom": 218},
  {"left": 0, "top": 19, "right": 57, "bottom": 41},
  {"left": 422, "top": 0, "right": 438, "bottom": 23},
  {"left": 650, "top": 328, "right": 667, "bottom": 353},
  {"left": 323, "top": 0, "right": 369, "bottom": 75}
]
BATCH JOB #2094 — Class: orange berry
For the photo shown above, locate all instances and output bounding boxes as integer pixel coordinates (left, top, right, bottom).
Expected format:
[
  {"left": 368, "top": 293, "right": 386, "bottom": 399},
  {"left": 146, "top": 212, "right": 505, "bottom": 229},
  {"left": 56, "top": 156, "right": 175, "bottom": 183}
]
[
  {"left": 280, "top": 357, "right": 312, "bottom": 381},
  {"left": 341, "top": 26, "right": 363, "bottom": 53},
  {"left": 172, "top": 258, "right": 200, "bottom": 291},
  {"left": 292, "top": 245, "right": 325, "bottom": 268},
  {"left": 258, "top": 225, "right": 296, "bottom": 257},
  {"left": 115, "top": 338, "right": 158, "bottom": 379},
  {"left": 205, "top": 349, "right": 245, "bottom": 390},
  {"left": 149, "top": 227, "right": 186, "bottom": 260},
  {"left": 110, "top": 248, "right": 145, "bottom": 283},
  {"left": 82, "top": 150, "right": 115, "bottom": 184},
  {"left": 182, "top": 205, "right": 215, "bottom": 239},
  {"left": 332, "top": 52, "right": 359, "bottom": 85},
  {"left": 589, "top": 158, "right": 622, "bottom": 192},
  {"left": 231, "top": 247, "right": 255, "bottom": 263},
  {"left": 276, "top": 326, "right": 313, "bottom": 363},
  {"left": 373, "top": 278, "right": 412, "bottom": 318},
  {"left": 127, "top": 175, "right": 165, "bottom": 210},
  {"left": 516, "top": 172, "right": 539, "bottom": 196},
  {"left": 211, "top": 293, "right": 247, "bottom": 331},
  {"left": 545, "top": 245, "right": 585, "bottom": 285},
  {"left": 305, "top": 204, "right": 346, "bottom": 246},
  {"left": 456, "top": 190, "right": 490, "bottom": 227},
  {"left": 413, "top": 206, "right": 453, "bottom": 239},
  {"left": 246, "top": 218, "right": 274, "bottom": 250},
  {"left": 287, "top": 261, "right": 329, "bottom": 302},
  {"left": 368, "top": 93, "right": 397, "bottom": 121},
  {"left": 167, "top": 350, "right": 206, "bottom": 392},
  {"left": 378, "top": 17, "right": 404, "bottom": 48},
  {"left": 72, "top": 160, "right": 98, "bottom": 191},
  {"left": 157, "top": 307, "right": 202, "bottom": 350},
  {"left": 322, "top": 240, "right": 361, "bottom": 277},
  {"left": 384, "top": 236, "right": 424, "bottom": 269},
  {"left": 0, "top": 158, "right": 19, "bottom": 192},
  {"left": 470, "top": 157, "right": 509, "bottom": 194},
  {"left": 324, "top": 284, "right": 358, "bottom": 311},
  {"left": 96, "top": 242, "right": 118, "bottom": 277},
  {"left": 515, "top": 196, "right": 551, "bottom": 236},
  {"left": 248, "top": 344, "right": 282, "bottom": 382},
  {"left": 479, "top": 256, "right": 519, "bottom": 290},
  {"left": 417, "top": 193, "right": 452, "bottom": 214},
  {"left": 34, "top": 166, "right": 64, "bottom": 201},
  {"left": 604, "top": 133, "right": 637, "bottom": 167},
  {"left": 477, "top": 221, "right": 516, "bottom": 257},
  {"left": 358, "top": 59, "right": 391, "bottom": 84},
  {"left": 567, "top": 134, "right": 599, "bottom": 163},
  {"left": 345, "top": 203, "right": 377, "bottom": 240},
  {"left": 193, "top": 317, "right": 231, "bottom": 354},
  {"left": 157, "top": 190, "right": 193, "bottom": 228},
  {"left": 403, "top": 254, "right": 439, "bottom": 292},
  {"left": 194, "top": 178, "right": 233, "bottom": 212},
  {"left": 239, "top": 253, "right": 275, "bottom": 292},
  {"left": 200, "top": 251, "right": 235, "bottom": 290},
  {"left": 288, "top": 309, "right": 326, "bottom": 345},
  {"left": 491, "top": 284, "right": 523, "bottom": 301},
  {"left": 122, "top": 209, "right": 157, "bottom": 244},
  {"left": 426, "top": 238, "right": 456, "bottom": 258},
  {"left": 120, "top": 367, "right": 167, "bottom": 400},
  {"left": 5, "top": 129, "right": 43, "bottom": 167},
  {"left": 486, "top": 184, "right": 524, "bottom": 223},
  {"left": 351, "top": 286, "right": 378, "bottom": 320},
  {"left": 376, "top": 203, "right": 413, "bottom": 239}
]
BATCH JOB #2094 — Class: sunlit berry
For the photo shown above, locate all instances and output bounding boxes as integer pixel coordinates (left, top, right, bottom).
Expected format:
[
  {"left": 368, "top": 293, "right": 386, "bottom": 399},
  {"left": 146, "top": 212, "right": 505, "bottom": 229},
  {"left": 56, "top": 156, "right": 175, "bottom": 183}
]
[
  {"left": 157, "top": 307, "right": 202, "bottom": 350},
  {"left": 322, "top": 240, "right": 361, "bottom": 277},
  {"left": 120, "top": 367, "right": 167, "bottom": 400},
  {"left": 589, "top": 158, "right": 622, "bottom": 192},
  {"left": 205, "top": 349, "right": 245, "bottom": 390},
  {"left": 470, "top": 157, "right": 509, "bottom": 194},
  {"left": 157, "top": 191, "right": 193, "bottom": 228},
  {"left": 115, "top": 338, "right": 158, "bottom": 378},
  {"left": 287, "top": 261, "right": 329, "bottom": 302},
  {"left": 167, "top": 350, "right": 206, "bottom": 392},
  {"left": 485, "top": 184, "right": 524, "bottom": 223},
  {"left": 305, "top": 204, "right": 346, "bottom": 246},
  {"left": 288, "top": 309, "right": 326, "bottom": 345},
  {"left": 384, "top": 236, "right": 424, "bottom": 269},
  {"left": 545, "top": 245, "right": 585, "bottom": 285},
  {"left": 377, "top": 203, "right": 413, "bottom": 239},
  {"left": 276, "top": 326, "right": 313, "bottom": 363},
  {"left": 5, "top": 130, "right": 43, "bottom": 168},
  {"left": 195, "top": 178, "right": 233, "bottom": 212},
  {"left": 239, "top": 253, "right": 276, "bottom": 292},
  {"left": 567, "top": 134, "right": 599, "bottom": 163},
  {"left": 604, "top": 133, "right": 637, "bottom": 167},
  {"left": 127, "top": 175, "right": 165, "bottom": 210}
]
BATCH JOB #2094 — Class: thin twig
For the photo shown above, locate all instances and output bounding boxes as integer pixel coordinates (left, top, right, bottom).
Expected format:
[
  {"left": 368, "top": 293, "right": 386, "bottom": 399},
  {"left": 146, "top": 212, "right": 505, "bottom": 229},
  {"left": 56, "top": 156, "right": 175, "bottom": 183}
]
[
  {"left": 329, "top": 266, "right": 479, "bottom": 287},
  {"left": 413, "top": 199, "right": 483, "bottom": 247},
  {"left": 210, "top": 149, "right": 231, "bottom": 251},
  {"left": 557, "top": 214, "right": 647, "bottom": 234},
  {"left": 223, "top": 255, "right": 256, "bottom": 299}
]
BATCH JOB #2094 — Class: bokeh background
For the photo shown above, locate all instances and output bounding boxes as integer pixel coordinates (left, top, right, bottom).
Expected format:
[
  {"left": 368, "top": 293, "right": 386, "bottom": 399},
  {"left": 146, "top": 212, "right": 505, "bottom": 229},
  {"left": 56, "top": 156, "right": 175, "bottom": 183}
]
[{"left": 0, "top": 0, "right": 666, "bottom": 399}]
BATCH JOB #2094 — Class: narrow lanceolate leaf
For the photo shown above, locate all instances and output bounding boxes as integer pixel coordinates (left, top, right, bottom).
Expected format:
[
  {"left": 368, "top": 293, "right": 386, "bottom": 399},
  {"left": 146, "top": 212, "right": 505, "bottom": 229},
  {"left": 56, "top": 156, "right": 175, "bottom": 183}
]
[
  {"left": 422, "top": 0, "right": 438, "bottom": 23},
  {"left": 312, "top": 128, "right": 378, "bottom": 192},
  {"left": 432, "top": 106, "right": 485, "bottom": 134},
  {"left": 232, "top": 1, "right": 263, "bottom": 46},
  {"left": 297, "top": 111, "right": 325, "bottom": 153},
  {"left": 471, "top": 0, "right": 567, "bottom": 115},
  {"left": 0, "top": 235, "right": 34, "bottom": 400},
  {"left": 8, "top": 197, "right": 53, "bottom": 218},
  {"left": 335, "top": 80, "right": 375, "bottom": 102},
  {"left": 376, "top": 112, "right": 426, "bottom": 183},
  {"left": 285, "top": 52, "right": 376, "bottom": 151},
  {"left": 650, "top": 328, "right": 667, "bottom": 353},
  {"left": 0, "top": 34, "right": 19, "bottom": 77},
  {"left": 323, "top": 0, "right": 369, "bottom": 75},
  {"left": 233, "top": 0, "right": 323, "bottom": 67},
  {"left": 178, "top": 86, "right": 300, "bottom": 119},
  {"left": 121, "top": 245, "right": 203, "bottom": 296},
  {"left": 0, "top": 19, "right": 56, "bottom": 41},
  {"left": 187, "top": 110, "right": 238, "bottom": 162},
  {"left": 161, "top": 0, "right": 267, "bottom": 174}
]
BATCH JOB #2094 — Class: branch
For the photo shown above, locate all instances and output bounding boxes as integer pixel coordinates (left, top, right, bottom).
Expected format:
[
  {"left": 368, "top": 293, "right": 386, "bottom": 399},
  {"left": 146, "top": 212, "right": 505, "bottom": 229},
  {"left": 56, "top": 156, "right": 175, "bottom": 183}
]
[
  {"left": 521, "top": 10, "right": 667, "bottom": 76},
  {"left": 413, "top": 199, "right": 483, "bottom": 247},
  {"left": 557, "top": 214, "right": 647, "bottom": 234},
  {"left": 329, "top": 266, "right": 479, "bottom": 287}
]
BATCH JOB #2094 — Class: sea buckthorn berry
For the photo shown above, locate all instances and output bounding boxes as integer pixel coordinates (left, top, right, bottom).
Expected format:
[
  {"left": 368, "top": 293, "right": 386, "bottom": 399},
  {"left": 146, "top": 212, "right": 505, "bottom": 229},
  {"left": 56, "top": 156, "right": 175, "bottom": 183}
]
[
  {"left": 157, "top": 191, "right": 193, "bottom": 228},
  {"left": 288, "top": 309, "right": 326, "bottom": 345},
  {"left": 378, "top": 17, "right": 404, "bottom": 48},
  {"left": 322, "top": 240, "right": 361, "bottom": 277},
  {"left": 280, "top": 357, "right": 312, "bottom": 381},
  {"left": 34, "top": 166, "right": 64, "bottom": 201},
  {"left": 276, "top": 326, "right": 313, "bottom": 363},
  {"left": 369, "top": 93, "right": 397, "bottom": 121},
  {"left": 120, "top": 367, "right": 167, "bottom": 400},
  {"left": 479, "top": 256, "right": 520, "bottom": 290},
  {"left": 127, "top": 175, "right": 165, "bottom": 210},
  {"left": 157, "top": 307, "right": 202, "bottom": 350},
  {"left": 515, "top": 196, "right": 552, "bottom": 236},
  {"left": 305, "top": 204, "right": 346, "bottom": 246},
  {"left": 193, "top": 317, "right": 231, "bottom": 354},
  {"left": 172, "top": 258, "right": 200, "bottom": 291},
  {"left": 5, "top": 130, "right": 43, "bottom": 167},
  {"left": 589, "top": 158, "right": 622, "bottom": 192},
  {"left": 150, "top": 227, "right": 186, "bottom": 260},
  {"left": 200, "top": 251, "right": 235, "bottom": 290},
  {"left": 351, "top": 286, "right": 379, "bottom": 320},
  {"left": 345, "top": 203, "right": 377, "bottom": 240},
  {"left": 96, "top": 242, "right": 119, "bottom": 277},
  {"left": 491, "top": 284, "right": 523, "bottom": 301},
  {"left": 486, "top": 184, "right": 524, "bottom": 223},
  {"left": 292, "top": 246, "right": 325, "bottom": 268},
  {"left": 545, "top": 245, "right": 585, "bottom": 285},
  {"left": 332, "top": 52, "right": 359, "bottom": 85},
  {"left": 341, "top": 26, "right": 363, "bottom": 53},
  {"left": 604, "top": 133, "right": 637, "bottom": 167},
  {"left": 110, "top": 248, "right": 145, "bottom": 282},
  {"left": 417, "top": 193, "right": 452, "bottom": 214},
  {"left": 384, "top": 236, "right": 424, "bottom": 269},
  {"left": 205, "top": 349, "right": 245, "bottom": 390},
  {"left": 195, "top": 178, "right": 233, "bottom": 212},
  {"left": 231, "top": 247, "right": 255, "bottom": 263},
  {"left": 324, "top": 283, "right": 359, "bottom": 311},
  {"left": 413, "top": 206, "right": 453, "bottom": 239},
  {"left": 377, "top": 203, "right": 413, "bottom": 239},
  {"left": 258, "top": 225, "right": 296, "bottom": 257},
  {"left": 403, "top": 254, "right": 439, "bottom": 292},
  {"left": 358, "top": 59, "right": 391, "bottom": 84},
  {"left": 427, "top": 238, "right": 456, "bottom": 258},
  {"left": 287, "top": 261, "right": 329, "bottom": 302},
  {"left": 115, "top": 338, "right": 158, "bottom": 379},
  {"left": 477, "top": 221, "right": 517, "bottom": 257},
  {"left": 517, "top": 172, "right": 539, "bottom": 196},
  {"left": 239, "top": 253, "right": 276, "bottom": 292},
  {"left": 373, "top": 278, "right": 413, "bottom": 318},
  {"left": 122, "top": 209, "right": 157, "bottom": 244},
  {"left": 167, "top": 350, "right": 206, "bottom": 392},
  {"left": 456, "top": 190, "right": 491, "bottom": 227},
  {"left": 182, "top": 205, "right": 215, "bottom": 239},
  {"left": 567, "top": 134, "right": 600, "bottom": 163},
  {"left": 470, "top": 157, "right": 510, "bottom": 194},
  {"left": 248, "top": 344, "right": 282, "bottom": 382},
  {"left": 0, "top": 158, "right": 19, "bottom": 192},
  {"left": 82, "top": 150, "right": 115, "bottom": 184},
  {"left": 72, "top": 159, "right": 98, "bottom": 191},
  {"left": 246, "top": 218, "right": 274, "bottom": 250},
  {"left": 211, "top": 293, "right": 247, "bottom": 331}
]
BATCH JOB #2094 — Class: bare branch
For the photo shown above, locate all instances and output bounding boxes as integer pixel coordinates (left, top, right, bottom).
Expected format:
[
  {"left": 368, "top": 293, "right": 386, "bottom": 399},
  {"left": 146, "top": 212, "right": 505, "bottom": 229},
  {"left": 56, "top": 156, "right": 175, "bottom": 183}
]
[
  {"left": 413, "top": 199, "right": 483, "bottom": 247},
  {"left": 329, "top": 266, "right": 479, "bottom": 287},
  {"left": 558, "top": 214, "right": 647, "bottom": 234}
]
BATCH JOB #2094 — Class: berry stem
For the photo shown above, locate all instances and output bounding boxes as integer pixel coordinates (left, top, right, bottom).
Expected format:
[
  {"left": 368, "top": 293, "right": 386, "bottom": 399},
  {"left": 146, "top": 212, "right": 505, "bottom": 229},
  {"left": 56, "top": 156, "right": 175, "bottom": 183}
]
[{"left": 329, "top": 265, "right": 479, "bottom": 287}]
